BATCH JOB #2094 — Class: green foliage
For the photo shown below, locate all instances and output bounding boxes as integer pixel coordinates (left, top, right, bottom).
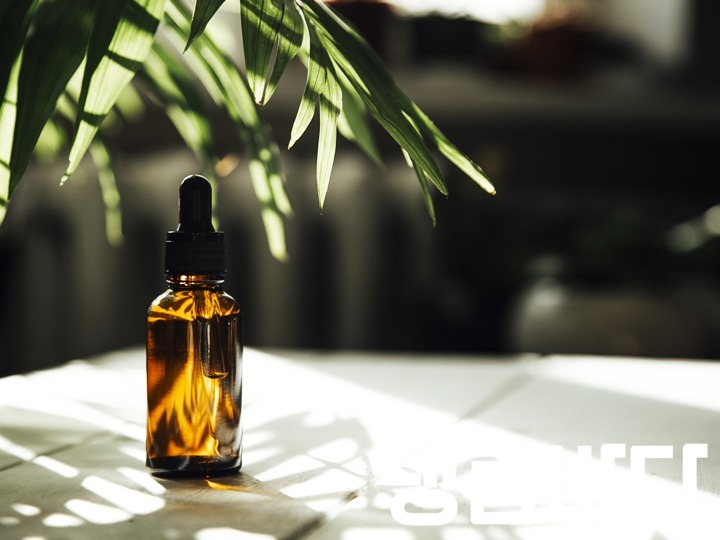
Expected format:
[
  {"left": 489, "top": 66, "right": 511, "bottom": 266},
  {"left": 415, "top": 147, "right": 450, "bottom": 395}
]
[
  {"left": 65, "top": 0, "right": 166, "bottom": 182},
  {"left": 0, "top": 0, "right": 495, "bottom": 260},
  {"left": 10, "top": 0, "right": 94, "bottom": 193},
  {"left": 165, "top": 0, "right": 292, "bottom": 259},
  {"left": 242, "top": 0, "right": 304, "bottom": 106},
  {"left": 186, "top": 0, "right": 225, "bottom": 48}
]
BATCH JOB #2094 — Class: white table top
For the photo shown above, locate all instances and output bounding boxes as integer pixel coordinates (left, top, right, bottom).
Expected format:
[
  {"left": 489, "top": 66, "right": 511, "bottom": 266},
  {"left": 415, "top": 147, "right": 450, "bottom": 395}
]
[{"left": 1, "top": 348, "right": 719, "bottom": 540}]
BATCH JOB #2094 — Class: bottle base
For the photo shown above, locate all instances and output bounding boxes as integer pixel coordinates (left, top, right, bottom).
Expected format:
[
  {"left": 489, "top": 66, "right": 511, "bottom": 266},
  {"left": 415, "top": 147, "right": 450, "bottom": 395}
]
[{"left": 147, "top": 456, "right": 242, "bottom": 478}]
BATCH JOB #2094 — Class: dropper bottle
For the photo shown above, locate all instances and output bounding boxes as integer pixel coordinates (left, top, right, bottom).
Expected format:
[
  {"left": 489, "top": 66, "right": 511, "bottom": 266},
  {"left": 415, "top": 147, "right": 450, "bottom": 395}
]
[{"left": 146, "top": 175, "right": 243, "bottom": 476}]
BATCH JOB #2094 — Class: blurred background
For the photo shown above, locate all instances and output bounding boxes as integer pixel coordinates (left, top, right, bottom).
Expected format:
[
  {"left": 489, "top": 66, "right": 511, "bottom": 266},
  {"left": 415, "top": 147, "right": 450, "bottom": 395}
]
[{"left": 3, "top": 0, "right": 720, "bottom": 376}]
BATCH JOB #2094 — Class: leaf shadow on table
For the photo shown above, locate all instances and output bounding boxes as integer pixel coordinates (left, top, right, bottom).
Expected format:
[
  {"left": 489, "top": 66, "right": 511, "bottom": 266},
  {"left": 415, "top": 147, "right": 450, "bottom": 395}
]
[
  {"left": 0, "top": 403, "right": 377, "bottom": 540},
  {"left": 5, "top": 350, "right": 717, "bottom": 539},
  {"left": 139, "top": 405, "right": 378, "bottom": 539},
  {"left": 0, "top": 432, "right": 330, "bottom": 540}
]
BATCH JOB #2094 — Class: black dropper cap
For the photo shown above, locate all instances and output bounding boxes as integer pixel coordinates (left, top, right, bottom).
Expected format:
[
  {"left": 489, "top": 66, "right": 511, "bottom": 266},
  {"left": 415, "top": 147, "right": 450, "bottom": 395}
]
[{"left": 165, "top": 175, "right": 226, "bottom": 276}]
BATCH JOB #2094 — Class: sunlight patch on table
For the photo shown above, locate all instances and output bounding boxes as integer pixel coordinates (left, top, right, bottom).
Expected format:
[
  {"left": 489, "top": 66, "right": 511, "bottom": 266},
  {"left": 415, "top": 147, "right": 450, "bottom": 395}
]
[
  {"left": 0, "top": 433, "right": 35, "bottom": 460},
  {"left": 254, "top": 455, "right": 326, "bottom": 483},
  {"left": 302, "top": 409, "right": 338, "bottom": 428},
  {"left": 11, "top": 503, "right": 40, "bottom": 517},
  {"left": 440, "top": 527, "right": 484, "bottom": 540},
  {"left": 242, "top": 429, "right": 275, "bottom": 450},
  {"left": 42, "top": 513, "right": 84, "bottom": 528},
  {"left": 0, "top": 433, "right": 79, "bottom": 478},
  {"left": 541, "top": 356, "right": 720, "bottom": 413},
  {"left": 280, "top": 469, "right": 365, "bottom": 512},
  {"left": 308, "top": 438, "right": 359, "bottom": 464},
  {"left": 81, "top": 476, "right": 165, "bottom": 515},
  {"left": 342, "top": 527, "right": 413, "bottom": 540},
  {"left": 117, "top": 466, "right": 167, "bottom": 495},
  {"left": 194, "top": 527, "right": 276, "bottom": 540},
  {"left": 65, "top": 499, "right": 133, "bottom": 524},
  {"left": 241, "top": 446, "right": 283, "bottom": 467},
  {"left": 32, "top": 456, "right": 79, "bottom": 478},
  {"left": 0, "top": 376, "right": 144, "bottom": 441},
  {"left": 119, "top": 444, "right": 146, "bottom": 462}
]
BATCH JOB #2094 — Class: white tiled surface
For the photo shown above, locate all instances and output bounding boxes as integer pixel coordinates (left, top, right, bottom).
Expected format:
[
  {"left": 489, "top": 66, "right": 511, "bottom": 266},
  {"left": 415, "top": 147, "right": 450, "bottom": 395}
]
[{"left": 1, "top": 348, "right": 719, "bottom": 539}]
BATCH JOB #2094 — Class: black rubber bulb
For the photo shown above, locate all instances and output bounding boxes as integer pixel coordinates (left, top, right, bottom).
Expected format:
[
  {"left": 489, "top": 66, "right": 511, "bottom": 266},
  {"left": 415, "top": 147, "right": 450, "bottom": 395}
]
[
  {"left": 165, "top": 174, "right": 225, "bottom": 276},
  {"left": 178, "top": 175, "right": 214, "bottom": 232}
]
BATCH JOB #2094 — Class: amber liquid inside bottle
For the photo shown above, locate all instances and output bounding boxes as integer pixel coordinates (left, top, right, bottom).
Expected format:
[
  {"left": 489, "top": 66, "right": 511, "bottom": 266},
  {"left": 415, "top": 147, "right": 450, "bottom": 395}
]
[{"left": 146, "top": 275, "right": 242, "bottom": 476}]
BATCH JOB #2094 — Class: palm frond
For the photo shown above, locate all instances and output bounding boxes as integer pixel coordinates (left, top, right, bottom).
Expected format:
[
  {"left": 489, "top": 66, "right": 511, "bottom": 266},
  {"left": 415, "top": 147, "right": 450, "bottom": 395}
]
[
  {"left": 141, "top": 42, "right": 216, "bottom": 164},
  {"left": 166, "top": 0, "right": 291, "bottom": 260},
  {"left": 0, "top": 0, "right": 39, "bottom": 106},
  {"left": 10, "top": 0, "right": 95, "bottom": 192},
  {"left": 64, "top": 0, "right": 166, "bottom": 182},
  {"left": 0, "top": 0, "right": 494, "bottom": 260},
  {"left": 187, "top": 0, "right": 226, "bottom": 49},
  {"left": 300, "top": 0, "right": 495, "bottom": 198}
]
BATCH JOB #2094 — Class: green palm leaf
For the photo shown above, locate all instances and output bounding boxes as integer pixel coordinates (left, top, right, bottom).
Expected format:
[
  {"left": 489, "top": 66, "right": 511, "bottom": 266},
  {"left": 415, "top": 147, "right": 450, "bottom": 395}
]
[
  {"left": 35, "top": 118, "right": 67, "bottom": 163},
  {"left": 335, "top": 66, "right": 381, "bottom": 166},
  {"left": 166, "top": 0, "right": 291, "bottom": 260},
  {"left": 411, "top": 104, "right": 495, "bottom": 194},
  {"left": 64, "top": 0, "right": 167, "bottom": 182},
  {"left": 289, "top": 40, "right": 325, "bottom": 148},
  {"left": 241, "top": 0, "right": 284, "bottom": 104},
  {"left": 241, "top": 0, "right": 304, "bottom": 106},
  {"left": 90, "top": 140, "right": 124, "bottom": 247},
  {"left": 142, "top": 42, "right": 215, "bottom": 163},
  {"left": 263, "top": 0, "right": 304, "bottom": 105},
  {"left": 299, "top": 0, "right": 446, "bottom": 195},
  {"left": 187, "top": 0, "right": 226, "bottom": 49},
  {"left": 403, "top": 149, "right": 437, "bottom": 226},
  {"left": 50, "top": 86, "right": 124, "bottom": 245},
  {"left": 300, "top": 0, "right": 495, "bottom": 201},
  {"left": 0, "top": 56, "right": 22, "bottom": 221},
  {"left": 112, "top": 80, "right": 145, "bottom": 122},
  {"left": 0, "top": 0, "right": 39, "bottom": 107},
  {"left": 309, "top": 25, "right": 342, "bottom": 209},
  {"left": 1, "top": 0, "right": 495, "bottom": 255},
  {"left": 289, "top": 19, "right": 343, "bottom": 208},
  {"left": 10, "top": 0, "right": 95, "bottom": 193}
]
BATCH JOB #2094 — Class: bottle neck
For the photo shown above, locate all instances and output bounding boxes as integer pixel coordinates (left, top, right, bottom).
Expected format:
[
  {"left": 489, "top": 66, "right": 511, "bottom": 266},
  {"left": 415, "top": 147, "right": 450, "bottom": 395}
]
[{"left": 166, "top": 274, "right": 225, "bottom": 290}]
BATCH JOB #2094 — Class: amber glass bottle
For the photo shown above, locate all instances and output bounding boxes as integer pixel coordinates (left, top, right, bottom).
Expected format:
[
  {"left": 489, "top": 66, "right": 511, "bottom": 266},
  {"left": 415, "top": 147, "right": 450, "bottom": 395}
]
[{"left": 146, "top": 175, "right": 242, "bottom": 476}]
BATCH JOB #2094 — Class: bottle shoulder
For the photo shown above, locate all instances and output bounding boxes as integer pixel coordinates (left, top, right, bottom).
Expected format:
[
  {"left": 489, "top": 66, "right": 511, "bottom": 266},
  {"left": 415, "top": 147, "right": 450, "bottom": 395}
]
[{"left": 148, "top": 287, "right": 241, "bottom": 322}]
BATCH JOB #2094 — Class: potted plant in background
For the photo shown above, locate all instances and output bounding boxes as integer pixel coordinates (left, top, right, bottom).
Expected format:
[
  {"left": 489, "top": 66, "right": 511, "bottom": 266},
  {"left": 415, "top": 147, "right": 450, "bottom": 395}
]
[{"left": 0, "top": 0, "right": 495, "bottom": 260}]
